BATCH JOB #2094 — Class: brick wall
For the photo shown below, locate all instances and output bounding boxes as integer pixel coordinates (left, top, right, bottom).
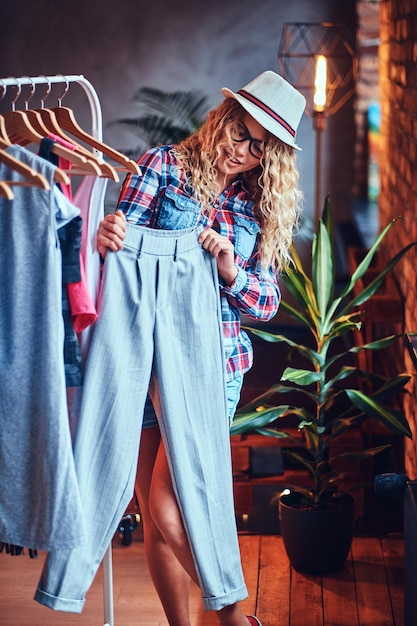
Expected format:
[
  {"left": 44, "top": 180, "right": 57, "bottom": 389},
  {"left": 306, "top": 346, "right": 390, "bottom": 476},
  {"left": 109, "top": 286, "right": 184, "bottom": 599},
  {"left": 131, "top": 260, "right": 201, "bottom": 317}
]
[{"left": 379, "top": 0, "right": 417, "bottom": 478}]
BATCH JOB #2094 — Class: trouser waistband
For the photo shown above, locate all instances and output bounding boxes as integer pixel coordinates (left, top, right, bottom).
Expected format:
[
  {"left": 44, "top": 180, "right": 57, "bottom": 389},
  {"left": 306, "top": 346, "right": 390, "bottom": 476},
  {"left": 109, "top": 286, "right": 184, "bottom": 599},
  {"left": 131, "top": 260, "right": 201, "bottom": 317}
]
[{"left": 123, "top": 223, "right": 203, "bottom": 257}]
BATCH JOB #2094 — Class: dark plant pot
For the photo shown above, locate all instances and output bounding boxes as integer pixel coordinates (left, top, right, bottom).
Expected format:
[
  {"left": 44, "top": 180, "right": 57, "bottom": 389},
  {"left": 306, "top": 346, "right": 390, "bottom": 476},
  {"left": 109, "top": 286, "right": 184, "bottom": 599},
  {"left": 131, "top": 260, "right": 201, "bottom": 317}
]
[{"left": 279, "top": 490, "right": 354, "bottom": 575}]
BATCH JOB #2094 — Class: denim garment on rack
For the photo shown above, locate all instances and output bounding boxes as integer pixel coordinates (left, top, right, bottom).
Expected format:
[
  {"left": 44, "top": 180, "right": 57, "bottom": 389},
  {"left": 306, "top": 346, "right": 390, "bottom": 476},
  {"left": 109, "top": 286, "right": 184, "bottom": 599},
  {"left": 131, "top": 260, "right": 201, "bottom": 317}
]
[{"left": 0, "top": 144, "right": 85, "bottom": 551}]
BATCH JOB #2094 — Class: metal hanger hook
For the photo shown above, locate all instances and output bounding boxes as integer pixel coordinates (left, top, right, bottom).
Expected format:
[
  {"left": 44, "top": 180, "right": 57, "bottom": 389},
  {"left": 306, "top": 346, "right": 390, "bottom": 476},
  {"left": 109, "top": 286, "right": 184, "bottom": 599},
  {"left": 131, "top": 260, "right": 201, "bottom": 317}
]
[
  {"left": 11, "top": 79, "right": 22, "bottom": 112},
  {"left": 57, "top": 75, "right": 70, "bottom": 107},
  {"left": 0, "top": 79, "right": 6, "bottom": 102},
  {"left": 23, "top": 77, "right": 36, "bottom": 111},
  {"left": 39, "top": 76, "right": 52, "bottom": 109}
]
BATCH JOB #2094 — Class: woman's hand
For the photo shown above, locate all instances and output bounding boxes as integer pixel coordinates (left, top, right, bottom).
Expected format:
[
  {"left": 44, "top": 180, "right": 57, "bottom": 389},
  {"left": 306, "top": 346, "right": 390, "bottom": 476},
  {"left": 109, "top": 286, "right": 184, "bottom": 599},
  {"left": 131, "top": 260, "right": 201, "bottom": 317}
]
[
  {"left": 198, "top": 228, "right": 238, "bottom": 286},
  {"left": 97, "top": 210, "right": 127, "bottom": 259}
]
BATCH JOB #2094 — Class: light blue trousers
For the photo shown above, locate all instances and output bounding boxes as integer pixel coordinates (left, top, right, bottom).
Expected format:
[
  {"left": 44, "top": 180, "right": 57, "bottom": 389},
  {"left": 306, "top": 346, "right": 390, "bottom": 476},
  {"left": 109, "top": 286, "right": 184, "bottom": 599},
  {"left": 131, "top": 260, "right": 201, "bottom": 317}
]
[{"left": 35, "top": 224, "right": 247, "bottom": 612}]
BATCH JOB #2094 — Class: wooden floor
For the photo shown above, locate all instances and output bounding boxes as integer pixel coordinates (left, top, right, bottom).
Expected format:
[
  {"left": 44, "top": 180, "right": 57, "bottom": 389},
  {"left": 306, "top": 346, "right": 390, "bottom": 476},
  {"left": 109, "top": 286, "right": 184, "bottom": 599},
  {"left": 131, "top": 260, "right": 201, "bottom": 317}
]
[{"left": 0, "top": 533, "right": 404, "bottom": 626}]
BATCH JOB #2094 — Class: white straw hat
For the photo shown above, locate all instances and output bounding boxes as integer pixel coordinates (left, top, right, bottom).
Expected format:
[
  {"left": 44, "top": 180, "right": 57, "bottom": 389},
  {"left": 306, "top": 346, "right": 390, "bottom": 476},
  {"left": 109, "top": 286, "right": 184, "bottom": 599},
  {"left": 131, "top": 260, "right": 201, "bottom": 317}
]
[{"left": 222, "top": 70, "right": 306, "bottom": 151}]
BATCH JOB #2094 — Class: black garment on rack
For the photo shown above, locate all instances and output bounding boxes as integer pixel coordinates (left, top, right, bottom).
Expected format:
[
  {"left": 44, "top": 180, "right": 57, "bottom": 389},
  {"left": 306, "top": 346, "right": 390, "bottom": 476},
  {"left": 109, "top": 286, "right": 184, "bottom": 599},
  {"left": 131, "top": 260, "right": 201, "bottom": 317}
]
[
  {"left": 39, "top": 138, "right": 83, "bottom": 387},
  {"left": 58, "top": 216, "right": 84, "bottom": 386},
  {"left": 0, "top": 542, "right": 37, "bottom": 558}
]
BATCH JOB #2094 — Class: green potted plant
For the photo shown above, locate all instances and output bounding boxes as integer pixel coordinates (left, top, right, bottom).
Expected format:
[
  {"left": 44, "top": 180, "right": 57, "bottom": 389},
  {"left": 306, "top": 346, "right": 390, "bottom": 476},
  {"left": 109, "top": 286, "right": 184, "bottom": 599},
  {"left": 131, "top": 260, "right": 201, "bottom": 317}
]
[
  {"left": 113, "top": 87, "right": 209, "bottom": 156},
  {"left": 230, "top": 197, "right": 415, "bottom": 574}
]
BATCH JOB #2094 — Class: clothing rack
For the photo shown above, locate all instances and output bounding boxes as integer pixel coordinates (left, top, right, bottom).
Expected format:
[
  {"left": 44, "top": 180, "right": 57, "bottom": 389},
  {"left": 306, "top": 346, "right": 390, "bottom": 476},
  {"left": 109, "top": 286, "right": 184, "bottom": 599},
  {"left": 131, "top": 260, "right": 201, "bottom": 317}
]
[
  {"left": 0, "top": 74, "right": 103, "bottom": 144},
  {"left": 0, "top": 73, "right": 114, "bottom": 626}
]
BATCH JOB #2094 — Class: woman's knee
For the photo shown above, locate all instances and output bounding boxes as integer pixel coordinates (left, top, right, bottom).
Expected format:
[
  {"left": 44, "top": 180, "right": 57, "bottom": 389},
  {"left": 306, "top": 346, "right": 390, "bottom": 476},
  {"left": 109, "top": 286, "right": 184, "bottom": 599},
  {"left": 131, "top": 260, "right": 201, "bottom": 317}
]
[
  {"left": 148, "top": 447, "right": 185, "bottom": 544},
  {"left": 136, "top": 426, "right": 161, "bottom": 519},
  {"left": 149, "top": 499, "right": 185, "bottom": 547}
]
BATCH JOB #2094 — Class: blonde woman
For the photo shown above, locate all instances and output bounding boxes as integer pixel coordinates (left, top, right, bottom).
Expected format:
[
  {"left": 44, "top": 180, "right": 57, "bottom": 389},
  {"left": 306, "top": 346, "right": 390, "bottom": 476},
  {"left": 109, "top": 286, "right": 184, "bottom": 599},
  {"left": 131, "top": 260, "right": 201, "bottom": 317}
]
[{"left": 96, "top": 71, "right": 306, "bottom": 626}]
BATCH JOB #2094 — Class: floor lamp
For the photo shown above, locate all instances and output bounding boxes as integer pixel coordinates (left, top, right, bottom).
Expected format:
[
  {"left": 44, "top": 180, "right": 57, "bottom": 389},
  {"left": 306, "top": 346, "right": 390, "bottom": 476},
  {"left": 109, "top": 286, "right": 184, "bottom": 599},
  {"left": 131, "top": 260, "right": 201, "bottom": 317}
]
[{"left": 278, "top": 22, "right": 357, "bottom": 226}]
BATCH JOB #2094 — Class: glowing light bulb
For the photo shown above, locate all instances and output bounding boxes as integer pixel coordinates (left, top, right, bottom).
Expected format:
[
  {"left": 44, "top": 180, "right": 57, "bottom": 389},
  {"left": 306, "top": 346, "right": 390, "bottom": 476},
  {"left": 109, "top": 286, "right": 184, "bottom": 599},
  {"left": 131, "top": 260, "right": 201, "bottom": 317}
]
[{"left": 313, "top": 55, "right": 327, "bottom": 112}]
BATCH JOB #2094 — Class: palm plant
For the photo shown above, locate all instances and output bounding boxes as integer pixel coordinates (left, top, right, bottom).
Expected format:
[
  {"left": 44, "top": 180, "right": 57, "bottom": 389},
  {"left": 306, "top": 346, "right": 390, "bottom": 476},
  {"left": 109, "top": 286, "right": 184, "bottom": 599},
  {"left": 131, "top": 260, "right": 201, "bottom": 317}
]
[
  {"left": 114, "top": 87, "right": 210, "bottom": 156},
  {"left": 231, "top": 197, "right": 415, "bottom": 508}
]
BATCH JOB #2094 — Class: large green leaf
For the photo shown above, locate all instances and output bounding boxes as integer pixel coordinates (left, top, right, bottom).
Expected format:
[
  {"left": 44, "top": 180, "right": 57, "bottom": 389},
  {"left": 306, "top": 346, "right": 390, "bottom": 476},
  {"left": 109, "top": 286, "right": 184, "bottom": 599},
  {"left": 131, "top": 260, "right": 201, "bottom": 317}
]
[
  {"left": 339, "top": 220, "right": 397, "bottom": 297},
  {"left": 321, "top": 195, "right": 333, "bottom": 241},
  {"left": 281, "top": 367, "right": 321, "bottom": 386},
  {"left": 251, "top": 427, "right": 295, "bottom": 440},
  {"left": 285, "top": 245, "right": 320, "bottom": 315},
  {"left": 229, "top": 405, "right": 308, "bottom": 436},
  {"left": 338, "top": 241, "right": 417, "bottom": 316},
  {"left": 332, "top": 445, "right": 391, "bottom": 463},
  {"left": 281, "top": 268, "right": 319, "bottom": 321},
  {"left": 316, "top": 319, "right": 360, "bottom": 349},
  {"left": 323, "top": 364, "right": 358, "bottom": 391},
  {"left": 231, "top": 402, "right": 309, "bottom": 435},
  {"left": 235, "top": 386, "right": 288, "bottom": 413},
  {"left": 371, "top": 374, "right": 412, "bottom": 401},
  {"left": 320, "top": 221, "right": 398, "bottom": 326},
  {"left": 312, "top": 219, "right": 334, "bottom": 320},
  {"left": 346, "top": 389, "right": 412, "bottom": 437},
  {"left": 278, "top": 299, "right": 313, "bottom": 326},
  {"left": 270, "top": 384, "right": 318, "bottom": 404},
  {"left": 230, "top": 406, "right": 290, "bottom": 433},
  {"left": 349, "top": 333, "right": 407, "bottom": 352}
]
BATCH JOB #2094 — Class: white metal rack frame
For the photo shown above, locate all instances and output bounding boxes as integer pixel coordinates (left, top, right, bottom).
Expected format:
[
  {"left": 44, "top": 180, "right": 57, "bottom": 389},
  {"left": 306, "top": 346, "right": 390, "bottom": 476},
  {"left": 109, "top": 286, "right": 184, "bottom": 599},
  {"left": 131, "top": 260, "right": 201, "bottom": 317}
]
[
  {"left": 0, "top": 73, "right": 114, "bottom": 626},
  {"left": 0, "top": 74, "right": 103, "bottom": 142}
]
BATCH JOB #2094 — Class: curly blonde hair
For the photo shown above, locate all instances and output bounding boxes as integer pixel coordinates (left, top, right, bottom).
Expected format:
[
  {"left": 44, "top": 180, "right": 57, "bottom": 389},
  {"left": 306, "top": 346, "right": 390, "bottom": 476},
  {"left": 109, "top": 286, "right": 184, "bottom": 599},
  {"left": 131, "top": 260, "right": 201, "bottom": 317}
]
[{"left": 175, "top": 98, "right": 302, "bottom": 272}]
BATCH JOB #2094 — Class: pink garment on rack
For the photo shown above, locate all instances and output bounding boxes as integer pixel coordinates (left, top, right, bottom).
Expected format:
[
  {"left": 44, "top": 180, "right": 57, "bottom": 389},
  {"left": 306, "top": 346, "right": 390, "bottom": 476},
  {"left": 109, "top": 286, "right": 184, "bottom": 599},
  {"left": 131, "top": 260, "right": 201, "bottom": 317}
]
[
  {"left": 49, "top": 133, "right": 98, "bottom": 333},
  {"left": 67, "top": 261, "right": 98, "bottom": 333},
  {"left": 73, "top": 175, "right": 108, "bottom": 353}
]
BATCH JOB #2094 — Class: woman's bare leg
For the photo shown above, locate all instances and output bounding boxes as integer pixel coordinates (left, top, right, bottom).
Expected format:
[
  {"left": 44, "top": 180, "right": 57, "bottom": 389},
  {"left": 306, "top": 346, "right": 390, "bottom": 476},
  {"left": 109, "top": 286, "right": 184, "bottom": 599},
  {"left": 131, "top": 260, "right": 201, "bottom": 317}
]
[
  {"left": 136, "top": 426, "right": 253, "bottom": 626},
  {"left": 136, "top": 426, "right": 192, "bottom": 626},
  {"left": 148, "top": 439, "right": 201, "bottom": 585}
]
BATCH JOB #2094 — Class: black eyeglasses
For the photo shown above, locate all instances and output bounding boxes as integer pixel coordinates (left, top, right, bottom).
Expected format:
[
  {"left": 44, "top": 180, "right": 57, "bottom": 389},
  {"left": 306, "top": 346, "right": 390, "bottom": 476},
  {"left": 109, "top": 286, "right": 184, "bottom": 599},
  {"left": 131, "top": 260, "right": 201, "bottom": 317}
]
[{"left": 230, "top": 121, "right": 265, "bottom": 159}]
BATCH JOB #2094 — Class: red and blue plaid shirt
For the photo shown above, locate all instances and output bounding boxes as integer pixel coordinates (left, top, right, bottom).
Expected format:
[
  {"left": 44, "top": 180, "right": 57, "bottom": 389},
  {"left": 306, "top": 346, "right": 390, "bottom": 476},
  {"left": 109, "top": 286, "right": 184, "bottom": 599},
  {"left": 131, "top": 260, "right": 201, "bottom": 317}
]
[{"left": 117, "top": 145, "right": 280, "bottom": 380}]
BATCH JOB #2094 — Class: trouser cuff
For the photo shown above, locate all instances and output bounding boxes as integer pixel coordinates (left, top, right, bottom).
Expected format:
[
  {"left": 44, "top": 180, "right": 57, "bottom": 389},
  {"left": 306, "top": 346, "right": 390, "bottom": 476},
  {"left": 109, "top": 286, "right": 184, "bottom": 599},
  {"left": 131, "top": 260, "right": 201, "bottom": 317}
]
[{"left": 34, "top": 587, "right": 85, "bottom": 613}]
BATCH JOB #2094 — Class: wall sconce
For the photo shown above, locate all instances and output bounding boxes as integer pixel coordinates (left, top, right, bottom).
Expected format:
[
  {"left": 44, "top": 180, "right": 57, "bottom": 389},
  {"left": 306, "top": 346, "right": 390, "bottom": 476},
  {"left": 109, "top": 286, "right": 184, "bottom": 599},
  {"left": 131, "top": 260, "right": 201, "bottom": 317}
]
[{"left": 278, "top": 22, "right": 357, "bottom": 225}]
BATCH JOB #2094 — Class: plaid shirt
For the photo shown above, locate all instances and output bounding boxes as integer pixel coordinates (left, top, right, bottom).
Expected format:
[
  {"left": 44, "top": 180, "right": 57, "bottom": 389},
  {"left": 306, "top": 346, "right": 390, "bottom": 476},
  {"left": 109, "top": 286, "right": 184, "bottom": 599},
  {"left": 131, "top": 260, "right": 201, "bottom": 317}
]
[{"left": 117, "top": 145, "right": 280, "bottom": 380}]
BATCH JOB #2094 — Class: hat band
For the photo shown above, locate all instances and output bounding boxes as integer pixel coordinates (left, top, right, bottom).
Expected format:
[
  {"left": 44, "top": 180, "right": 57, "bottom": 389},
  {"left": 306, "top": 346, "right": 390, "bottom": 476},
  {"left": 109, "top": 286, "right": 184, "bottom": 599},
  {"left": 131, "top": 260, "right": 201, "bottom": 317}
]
[{"left": 237, "top": 89, "right": 296, "bottom": 138}]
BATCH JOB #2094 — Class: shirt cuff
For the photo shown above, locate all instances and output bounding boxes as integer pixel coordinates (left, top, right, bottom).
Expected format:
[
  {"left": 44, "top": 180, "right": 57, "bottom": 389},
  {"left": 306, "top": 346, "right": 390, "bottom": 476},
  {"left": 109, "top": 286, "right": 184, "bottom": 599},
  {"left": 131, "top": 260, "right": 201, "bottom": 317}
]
[{"left": 222, "top": 266, "right": 247, "bottom": 295}]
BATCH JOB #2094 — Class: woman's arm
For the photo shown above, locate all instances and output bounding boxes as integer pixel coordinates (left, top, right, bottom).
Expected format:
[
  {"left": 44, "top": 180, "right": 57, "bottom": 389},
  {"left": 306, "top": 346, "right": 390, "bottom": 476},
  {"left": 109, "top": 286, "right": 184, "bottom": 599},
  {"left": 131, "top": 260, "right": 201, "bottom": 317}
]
[{"left": 222, "top": 261, "right": 280, "bottom": 322}]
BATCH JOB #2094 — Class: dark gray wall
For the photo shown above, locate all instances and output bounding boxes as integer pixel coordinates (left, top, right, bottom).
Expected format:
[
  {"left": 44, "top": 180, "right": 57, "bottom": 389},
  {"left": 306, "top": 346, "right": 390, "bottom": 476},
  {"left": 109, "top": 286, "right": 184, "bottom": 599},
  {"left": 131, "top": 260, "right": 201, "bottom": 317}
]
[{"left": 0, "top": 0, "right": 357, "bottom": 222}]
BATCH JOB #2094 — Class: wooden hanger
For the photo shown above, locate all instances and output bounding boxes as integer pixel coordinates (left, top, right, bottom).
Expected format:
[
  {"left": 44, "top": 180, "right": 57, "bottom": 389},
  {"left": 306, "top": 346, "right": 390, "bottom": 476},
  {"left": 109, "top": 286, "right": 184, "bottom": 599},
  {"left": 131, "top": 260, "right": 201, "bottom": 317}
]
[
  {"left": 0, "top": 181, "right": 15, "bottom": 200},
  {"left": 10, "top": 77, "right": 117, "bottom": 180},
  {"left": 22, "top": 109, "right": 105, "bottom": 176},
  {"left": 32, "top": 77, "right": 134, "bottom": 176},
  {"left": 0, "top": 114, "right": 9, "bottom": 144},
  {"left": 0, "top": 110, "right": 100, "bottom": 184},
  {"left": 0, "top": 144, "right": 51, "bottom": 190},
  {"left": 53, "top": 106, "right": 141, "bottom": 175},
  {"left": 34, "top": 108, "right": 119, "bottom": 181},
  {"left": 0, "top": 79, "right": 87, "bottom": 185},
  {"left": 0, "top": 121, "right": 50, "bottom": 189}
]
